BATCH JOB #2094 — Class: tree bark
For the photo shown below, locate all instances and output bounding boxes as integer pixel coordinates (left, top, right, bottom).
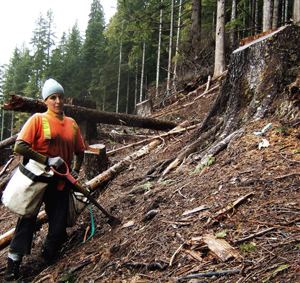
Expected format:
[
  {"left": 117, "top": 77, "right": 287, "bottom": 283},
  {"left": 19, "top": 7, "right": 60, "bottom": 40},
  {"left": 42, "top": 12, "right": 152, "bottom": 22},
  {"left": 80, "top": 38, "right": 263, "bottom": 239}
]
[{"left": 3, "top": 94, "right": 177, "bottom": 131}]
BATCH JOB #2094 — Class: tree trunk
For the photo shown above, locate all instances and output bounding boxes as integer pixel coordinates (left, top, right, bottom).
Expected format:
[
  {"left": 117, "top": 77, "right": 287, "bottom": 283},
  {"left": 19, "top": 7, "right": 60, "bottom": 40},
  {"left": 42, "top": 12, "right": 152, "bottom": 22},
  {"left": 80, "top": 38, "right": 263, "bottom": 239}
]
[
  {"left": 272, "top": 0, "right": 280, "bottom": 29},
  {"left": 285, "top": 0, "right": 289, "bottom": 23},
  {"left": 230, "top": 0, "right": 237, "bottom": 47},
  {"left": 224, "top": 25, "right": 300, "bottom": 122},
  {"left": 213, "top": 0, "right": 226, "bottom": 78},
  {"left": 102, "top": 88, "right": 106, "bottom": 111},
  {"left": 255, "top": 0, "right": 259, "bottom": 33},
  {"left": 166, "top": 0, "right": 174, "bottom": 96},
  {"left": 190, "top": 0, "right": 202, "bottom": 51},
  {"left": 156, "top": 0, "right": 163, "bottom": 98},
  {"left": 282, "top": 0, "right": 286, "bottom": 25},
  {"left": 116, "top": 25, "right": 123, "bottom": 113},
  {"left": 134, "top": 62, "right": 138, "bottom": 109},
  {"left": 294, "top": 0, "right": 300, "bottom": 25},
  {"left": 116, "top": 39, "right": 123, "bottom": 113},
  {"left": 126, "top": 71, "right": 130, "bottom": 114},
  {"left": 173, "top": 0, "right": 183, "bottom": 86},
  {"left": 140, "top": 42, "right": 146, "bottom": 103},
  {"left": 3, "top": 94, "right": 177, "bottom": 131},
  {"left": 1, "top": 109, "right": 5, "bottom": 140},
  {"left": 263, "top": 0, "right": 272, "bottom": 32}
]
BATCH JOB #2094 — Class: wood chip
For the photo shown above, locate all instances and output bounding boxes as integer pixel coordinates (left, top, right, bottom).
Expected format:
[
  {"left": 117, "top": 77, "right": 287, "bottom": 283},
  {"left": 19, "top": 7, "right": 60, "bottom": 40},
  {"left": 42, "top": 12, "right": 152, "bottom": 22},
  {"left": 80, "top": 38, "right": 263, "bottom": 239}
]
[
  {"left": 122, "top": 220, "right": 135, "bottom": 228},
  {"left": 203, "top": 234, "right": 241, "bottom": 261}
]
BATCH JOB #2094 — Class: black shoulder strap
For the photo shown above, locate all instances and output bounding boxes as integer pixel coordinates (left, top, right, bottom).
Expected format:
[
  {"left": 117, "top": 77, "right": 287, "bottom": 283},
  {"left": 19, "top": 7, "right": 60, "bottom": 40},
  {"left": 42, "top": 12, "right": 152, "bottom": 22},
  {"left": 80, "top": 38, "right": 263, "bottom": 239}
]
[{"left": 19, "top": 163, "right": 52, "bottom": 183}]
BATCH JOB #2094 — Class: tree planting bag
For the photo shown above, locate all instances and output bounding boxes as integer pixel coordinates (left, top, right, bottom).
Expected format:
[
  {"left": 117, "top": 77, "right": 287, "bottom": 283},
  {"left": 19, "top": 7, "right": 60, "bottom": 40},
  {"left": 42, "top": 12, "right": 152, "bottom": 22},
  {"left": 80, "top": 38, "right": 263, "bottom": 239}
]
[{"left": 2, "top": 159, "right": 54, "bottom": 217}]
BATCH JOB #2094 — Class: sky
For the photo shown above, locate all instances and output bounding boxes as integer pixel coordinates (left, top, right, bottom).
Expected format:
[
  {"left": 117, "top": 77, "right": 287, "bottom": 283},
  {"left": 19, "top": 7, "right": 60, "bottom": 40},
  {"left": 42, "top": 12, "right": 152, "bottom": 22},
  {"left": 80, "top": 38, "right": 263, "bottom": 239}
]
[{"left": 0, "top": 0, "right": 117, "bottom": 66}]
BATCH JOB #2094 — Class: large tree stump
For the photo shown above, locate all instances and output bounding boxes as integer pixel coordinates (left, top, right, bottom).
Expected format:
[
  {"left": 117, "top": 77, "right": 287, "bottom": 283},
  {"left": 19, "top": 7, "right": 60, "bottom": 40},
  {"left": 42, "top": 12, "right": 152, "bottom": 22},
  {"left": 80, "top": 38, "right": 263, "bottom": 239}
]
[
  {"left": 221, "top": 25, "right": 300, "bottom": 123},
  {"left": 196, "top": 24, "right": 300, "bottom": 136}
]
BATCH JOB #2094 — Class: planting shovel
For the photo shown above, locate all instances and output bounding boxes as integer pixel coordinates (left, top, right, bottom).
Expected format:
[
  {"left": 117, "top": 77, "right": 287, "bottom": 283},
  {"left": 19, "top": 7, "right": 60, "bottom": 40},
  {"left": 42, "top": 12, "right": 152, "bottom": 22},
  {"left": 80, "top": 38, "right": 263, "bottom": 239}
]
[{"left": 51, "top": 162, "right": 121, "bottom": 227}]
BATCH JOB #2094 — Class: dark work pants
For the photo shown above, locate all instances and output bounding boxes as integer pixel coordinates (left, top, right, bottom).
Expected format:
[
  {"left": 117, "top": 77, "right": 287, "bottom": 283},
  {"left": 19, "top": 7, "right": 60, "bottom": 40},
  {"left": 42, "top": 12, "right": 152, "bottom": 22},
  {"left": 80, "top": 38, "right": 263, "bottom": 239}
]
[{"left": 9, "top": 180, "right": 69, "bottom": 256}]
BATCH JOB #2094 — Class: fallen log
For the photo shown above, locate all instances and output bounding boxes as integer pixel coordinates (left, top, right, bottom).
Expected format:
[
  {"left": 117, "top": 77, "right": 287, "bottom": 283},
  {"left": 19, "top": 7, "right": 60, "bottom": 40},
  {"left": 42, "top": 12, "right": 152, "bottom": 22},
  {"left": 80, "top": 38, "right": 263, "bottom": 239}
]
[
  {"left": 3, "top": 94, "right": 177, "bottom": 131},
  {"left": 0, "top": 134, "right": 17, "bottom": 150}
]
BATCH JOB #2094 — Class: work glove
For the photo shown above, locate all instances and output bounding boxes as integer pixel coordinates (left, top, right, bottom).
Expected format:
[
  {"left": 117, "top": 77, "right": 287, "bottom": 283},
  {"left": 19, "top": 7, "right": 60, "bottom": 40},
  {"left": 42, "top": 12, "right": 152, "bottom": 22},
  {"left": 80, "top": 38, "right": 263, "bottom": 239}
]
[
  {"left": 70, "top": 169, "right": 79, "bottom": 179},
  {"left": 47, "top": 156, "right": 64, "bottom": 169}
]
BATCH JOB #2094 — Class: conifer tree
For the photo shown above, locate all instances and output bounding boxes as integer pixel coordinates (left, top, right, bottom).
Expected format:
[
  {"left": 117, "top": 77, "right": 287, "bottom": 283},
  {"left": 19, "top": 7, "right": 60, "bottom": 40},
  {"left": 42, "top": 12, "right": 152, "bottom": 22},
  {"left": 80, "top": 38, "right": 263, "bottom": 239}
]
[{"left": 81, "top": 0, "right": 106, "bottom": 101}]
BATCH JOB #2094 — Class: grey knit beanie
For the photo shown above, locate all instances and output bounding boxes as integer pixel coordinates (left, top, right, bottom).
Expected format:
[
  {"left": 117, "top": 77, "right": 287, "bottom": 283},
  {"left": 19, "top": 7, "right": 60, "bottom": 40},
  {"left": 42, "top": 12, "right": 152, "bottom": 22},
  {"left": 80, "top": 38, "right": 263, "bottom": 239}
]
[{"left": 42, "top": 78, "right": 64, "bottom": 100}]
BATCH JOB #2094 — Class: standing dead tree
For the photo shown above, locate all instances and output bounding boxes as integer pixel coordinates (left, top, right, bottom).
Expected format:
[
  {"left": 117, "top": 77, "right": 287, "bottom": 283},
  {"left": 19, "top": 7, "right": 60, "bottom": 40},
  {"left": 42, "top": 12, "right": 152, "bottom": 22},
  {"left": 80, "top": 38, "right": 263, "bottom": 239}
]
[{"left": 161, "top": 24, "right": 300, "bottom": 177}]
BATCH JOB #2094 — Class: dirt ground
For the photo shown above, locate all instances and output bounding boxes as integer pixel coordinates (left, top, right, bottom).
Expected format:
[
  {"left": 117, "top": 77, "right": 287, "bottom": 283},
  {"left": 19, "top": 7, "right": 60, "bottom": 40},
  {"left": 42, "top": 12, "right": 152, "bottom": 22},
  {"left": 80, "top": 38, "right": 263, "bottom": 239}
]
[{"left": 0, "top": 80, "right": 299, "bottom": 282}]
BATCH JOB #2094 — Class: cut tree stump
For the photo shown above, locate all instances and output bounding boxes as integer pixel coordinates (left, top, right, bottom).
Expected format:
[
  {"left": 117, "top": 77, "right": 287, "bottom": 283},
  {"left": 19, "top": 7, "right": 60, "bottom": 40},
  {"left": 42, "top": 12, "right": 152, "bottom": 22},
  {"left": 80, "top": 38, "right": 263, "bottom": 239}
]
[
  {"left": 136, "top": 99, "right": 153, "bottom": 117},
  {"left": 84, "top": 144, "right": 108, "bottom": 179}
]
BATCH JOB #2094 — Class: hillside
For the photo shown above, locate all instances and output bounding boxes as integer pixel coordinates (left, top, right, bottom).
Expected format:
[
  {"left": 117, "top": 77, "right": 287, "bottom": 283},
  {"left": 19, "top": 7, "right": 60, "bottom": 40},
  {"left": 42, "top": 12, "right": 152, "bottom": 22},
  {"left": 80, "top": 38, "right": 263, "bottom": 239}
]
[{"left": 0, "top": 27, "right": 300, "bottom": 282}]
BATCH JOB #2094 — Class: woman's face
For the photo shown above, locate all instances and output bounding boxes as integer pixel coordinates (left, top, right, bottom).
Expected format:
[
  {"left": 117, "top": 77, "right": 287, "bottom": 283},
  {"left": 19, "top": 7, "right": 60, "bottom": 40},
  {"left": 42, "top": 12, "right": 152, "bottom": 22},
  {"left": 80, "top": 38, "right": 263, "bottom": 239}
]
[{"left": 45, "top": 93, "right": 64, "bottom": 114}]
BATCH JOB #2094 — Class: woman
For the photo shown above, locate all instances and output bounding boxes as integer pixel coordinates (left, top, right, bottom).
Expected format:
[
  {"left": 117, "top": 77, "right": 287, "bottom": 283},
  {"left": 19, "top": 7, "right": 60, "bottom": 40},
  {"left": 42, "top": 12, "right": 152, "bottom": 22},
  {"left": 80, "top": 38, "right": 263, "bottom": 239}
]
[{"left": 4, "top": 78, "right": 86, "bottom": 281}]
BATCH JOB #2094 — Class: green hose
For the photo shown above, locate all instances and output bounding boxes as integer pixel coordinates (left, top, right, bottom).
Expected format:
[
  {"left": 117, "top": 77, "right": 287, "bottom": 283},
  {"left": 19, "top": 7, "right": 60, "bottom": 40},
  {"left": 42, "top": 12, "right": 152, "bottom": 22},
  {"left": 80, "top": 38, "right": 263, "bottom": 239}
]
[{"left": 83, "top": 206, "right": 95, "bottom": 243}]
